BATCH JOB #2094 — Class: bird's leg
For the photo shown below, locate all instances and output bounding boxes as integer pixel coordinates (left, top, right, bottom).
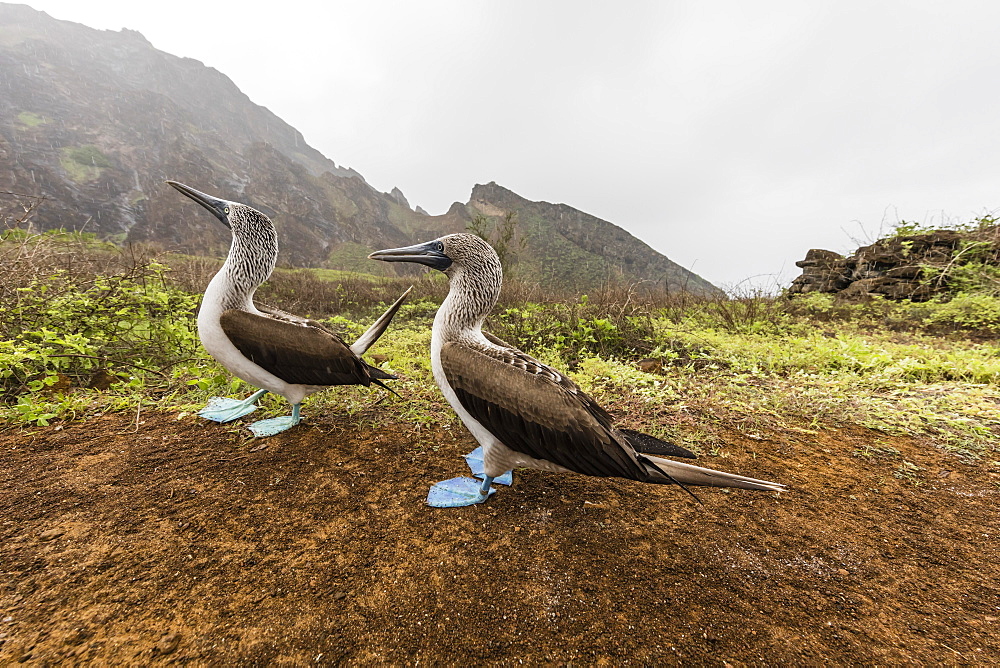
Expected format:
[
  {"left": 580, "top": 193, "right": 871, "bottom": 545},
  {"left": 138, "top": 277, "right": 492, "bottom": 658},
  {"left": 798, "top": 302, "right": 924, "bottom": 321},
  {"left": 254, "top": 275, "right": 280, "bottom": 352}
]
[
  {"left": 479, "top": 475, "right": 494, "bottom": 496},
  {"left": 463, "top": 446, "right": 513, "bottom": 486},
  {"left": 198, "top": 388, "right": 268, "bottom": 423},
  {"left": 247, "top": 402, "right": 303, "bottom": 437}
]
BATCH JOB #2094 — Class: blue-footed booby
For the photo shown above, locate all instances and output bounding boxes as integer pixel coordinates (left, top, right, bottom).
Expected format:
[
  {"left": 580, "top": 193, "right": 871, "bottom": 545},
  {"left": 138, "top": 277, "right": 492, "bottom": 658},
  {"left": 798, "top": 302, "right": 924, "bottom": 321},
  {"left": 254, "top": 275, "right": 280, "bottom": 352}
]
[
  {"left": 370, "top": 233, "right": 786, "bottom": 507},
  {"left": 168, "top": 180, "right": 410, "bottom": 437}
]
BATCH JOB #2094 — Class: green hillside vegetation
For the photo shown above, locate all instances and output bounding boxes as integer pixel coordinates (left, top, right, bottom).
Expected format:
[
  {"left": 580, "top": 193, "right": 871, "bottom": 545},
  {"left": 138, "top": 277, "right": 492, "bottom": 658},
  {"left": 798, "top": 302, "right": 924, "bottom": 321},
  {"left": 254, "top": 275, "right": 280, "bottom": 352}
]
[
  {"left": 59, "top": 145, "right": 112, "bottom": 182},
  {"left": 517, "top": 211, "right": 632, "bottom": 286},
  {"left": 325, "top": 242, "right": 400, "bottom": 277},
  {"left": 2, "top": 228, "right": 998, "bottom": 474},
  {"left": 16, "top": 111, "right": 46, "bottom": 127}
]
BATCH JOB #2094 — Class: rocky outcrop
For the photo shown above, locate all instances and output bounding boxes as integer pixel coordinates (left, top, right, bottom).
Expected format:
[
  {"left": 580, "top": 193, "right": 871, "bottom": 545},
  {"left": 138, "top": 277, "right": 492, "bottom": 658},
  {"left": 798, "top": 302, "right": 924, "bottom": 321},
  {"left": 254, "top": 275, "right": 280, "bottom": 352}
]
[
  {"left": 389, "top": 187, "right": 410, "bottom": 209},
  {"left": 788, "top": 230, "right": 969, "bottom": 301}
]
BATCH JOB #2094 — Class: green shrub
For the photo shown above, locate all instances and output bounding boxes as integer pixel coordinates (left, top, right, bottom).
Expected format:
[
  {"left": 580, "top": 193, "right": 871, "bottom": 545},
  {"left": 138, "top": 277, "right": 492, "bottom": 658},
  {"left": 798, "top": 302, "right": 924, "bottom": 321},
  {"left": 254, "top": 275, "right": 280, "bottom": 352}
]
[
  {"left": 924, "top": 293, "right": 1000, "bottom": 333},
  {"left": 1, "top": 256, "right": 201, "bottom": 397},
  {"left": 490, "top": 296, "right": 656, "bottom": 360},
  {"left": 936, "top": 261, "right": 1000, "bottom": 297}
]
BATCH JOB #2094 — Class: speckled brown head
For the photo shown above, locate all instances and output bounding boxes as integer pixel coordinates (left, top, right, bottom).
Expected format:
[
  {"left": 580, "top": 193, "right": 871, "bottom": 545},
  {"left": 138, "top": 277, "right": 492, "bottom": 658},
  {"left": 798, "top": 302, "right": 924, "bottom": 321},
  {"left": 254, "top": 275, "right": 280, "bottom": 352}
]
[
  {"left": 167, "top": 180, "right": 278, "bottom": 302},
  {"left": 369, "top": 233, "right": 501, "bottom": 280},
  {"left": 369, "top": 233, "right": 503, "bottom": 327}
]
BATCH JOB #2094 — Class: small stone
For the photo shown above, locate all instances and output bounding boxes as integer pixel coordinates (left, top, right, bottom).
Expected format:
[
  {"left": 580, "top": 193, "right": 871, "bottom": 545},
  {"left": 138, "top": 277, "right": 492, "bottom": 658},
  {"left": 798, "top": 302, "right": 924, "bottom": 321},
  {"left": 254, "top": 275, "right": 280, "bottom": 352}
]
[
  {"left": 837, "top": 568, "right": 849, "bottom": 576},
  {"left": 64, "top": 627, "right": 91, "bottom": 646},
  {"left": 154, "top": 632, "right": 180, "bottom": 656}
]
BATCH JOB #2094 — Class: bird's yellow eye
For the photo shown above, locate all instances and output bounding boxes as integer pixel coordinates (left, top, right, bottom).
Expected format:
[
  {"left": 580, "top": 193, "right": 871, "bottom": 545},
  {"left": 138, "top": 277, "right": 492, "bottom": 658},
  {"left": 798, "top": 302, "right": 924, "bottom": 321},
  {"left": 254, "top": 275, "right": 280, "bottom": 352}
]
[{"left": 224, "top": 207, "right": 230, "bottom": 215}]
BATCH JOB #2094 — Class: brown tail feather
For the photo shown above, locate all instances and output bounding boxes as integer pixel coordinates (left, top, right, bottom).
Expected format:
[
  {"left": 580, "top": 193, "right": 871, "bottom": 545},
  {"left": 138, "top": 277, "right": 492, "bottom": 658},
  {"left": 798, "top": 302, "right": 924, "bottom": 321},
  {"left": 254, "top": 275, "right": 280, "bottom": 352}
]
[
  {"left": 350, "top": 286, "right": 413, "bottom": 355},
  {"left": 642, "top": 455, "right": 786, "bottom": 493}
]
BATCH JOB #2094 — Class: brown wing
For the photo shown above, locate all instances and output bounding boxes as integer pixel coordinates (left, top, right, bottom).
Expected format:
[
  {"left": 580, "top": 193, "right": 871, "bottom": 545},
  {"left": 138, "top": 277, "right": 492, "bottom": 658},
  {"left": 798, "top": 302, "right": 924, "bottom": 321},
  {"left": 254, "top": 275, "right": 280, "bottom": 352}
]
[
  {"left": 440, "top": 339, "right": 651, "bottom": 479},
  {"left": 220, "top": 309, "right": 380, "bottom": 387},
  {"left": 617, "top": 428, "right": 698, "bottom": 459},
  {"left": 483, "top": 331, "right": 695, "bottom": 458}
]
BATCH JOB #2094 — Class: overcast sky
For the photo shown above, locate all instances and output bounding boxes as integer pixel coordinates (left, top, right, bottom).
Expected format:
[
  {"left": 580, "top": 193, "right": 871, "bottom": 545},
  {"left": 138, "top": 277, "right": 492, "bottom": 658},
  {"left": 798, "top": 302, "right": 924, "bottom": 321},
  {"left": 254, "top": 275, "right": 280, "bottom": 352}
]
[{"left": 19, "top": 1, "right": 1000, "bottom": 289}]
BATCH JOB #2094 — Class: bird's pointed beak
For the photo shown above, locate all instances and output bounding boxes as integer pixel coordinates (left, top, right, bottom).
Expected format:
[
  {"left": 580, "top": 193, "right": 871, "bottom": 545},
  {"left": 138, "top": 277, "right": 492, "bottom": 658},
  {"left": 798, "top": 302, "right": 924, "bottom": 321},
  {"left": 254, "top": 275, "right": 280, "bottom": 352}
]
[
  {"left": 369, "top": 240, "right": 452, "bottom": 271},
  {"left": 166, "top": 180, "right": 231, "bottom": 228}
]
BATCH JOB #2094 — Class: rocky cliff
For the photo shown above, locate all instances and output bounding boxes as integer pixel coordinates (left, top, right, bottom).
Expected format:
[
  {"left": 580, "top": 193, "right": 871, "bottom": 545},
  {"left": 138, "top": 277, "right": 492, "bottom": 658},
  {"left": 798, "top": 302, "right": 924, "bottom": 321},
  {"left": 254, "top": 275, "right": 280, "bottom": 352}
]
[
  {"left": 788, "top": 228, "right": 1000, "bottom": 301},
  {"left": 0, "top": 3, "right": 717, "bottom": 294}
]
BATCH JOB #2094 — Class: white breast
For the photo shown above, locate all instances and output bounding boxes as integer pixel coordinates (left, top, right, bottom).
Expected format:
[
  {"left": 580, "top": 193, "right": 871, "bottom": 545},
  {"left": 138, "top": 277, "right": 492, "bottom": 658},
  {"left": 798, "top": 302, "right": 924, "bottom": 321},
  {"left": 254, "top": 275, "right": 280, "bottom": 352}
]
[{"left": 199, "top": 273, "right": 310, "bottom": 404}]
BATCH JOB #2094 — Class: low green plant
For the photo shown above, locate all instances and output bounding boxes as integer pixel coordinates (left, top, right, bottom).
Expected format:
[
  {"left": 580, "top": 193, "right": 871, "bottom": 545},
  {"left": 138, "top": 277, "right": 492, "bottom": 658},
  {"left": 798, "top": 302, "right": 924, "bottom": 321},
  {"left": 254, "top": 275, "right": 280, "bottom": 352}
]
[
  {"left": 943, "top": 261, "right": 1000, "bottom": 296},
  {"left": 893, "top": 460, "right": 922, "bottom": 483},
  {"left": 1, "top": 253, "right": 201, "bottom": 398},
  {"left": 853, "top": 444, "right": 901, "bottom": 459},
  {"left": 491, "top": 295, "right": 656, "bottom": 359},
  {"left": 889, "top": 214, "right": 998, "bottom": 238},
  {"left": 924, "top": 293, "right": 1000, "bottom": 332}
]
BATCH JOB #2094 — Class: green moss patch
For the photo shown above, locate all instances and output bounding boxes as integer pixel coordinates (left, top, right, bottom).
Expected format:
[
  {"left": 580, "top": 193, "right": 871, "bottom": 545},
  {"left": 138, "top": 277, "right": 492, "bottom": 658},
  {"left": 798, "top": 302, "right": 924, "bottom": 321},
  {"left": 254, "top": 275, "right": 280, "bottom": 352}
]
[
  {"left": 59, "top": 145, "right": 112, "bottom": 182},
  {"left": 16, "top": 111, "right": 46, "bottom": 127}
]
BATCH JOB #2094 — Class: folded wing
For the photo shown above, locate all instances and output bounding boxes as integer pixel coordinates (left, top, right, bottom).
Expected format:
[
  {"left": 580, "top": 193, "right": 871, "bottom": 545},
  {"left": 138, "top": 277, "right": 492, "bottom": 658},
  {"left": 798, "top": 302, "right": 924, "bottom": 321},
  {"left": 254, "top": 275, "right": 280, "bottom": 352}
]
[
  {"left": 441, "top": 338, "right": 652, "bottom": 479},
  {"left": 220, "top": 309, "right": 392, "bottom": 386}
]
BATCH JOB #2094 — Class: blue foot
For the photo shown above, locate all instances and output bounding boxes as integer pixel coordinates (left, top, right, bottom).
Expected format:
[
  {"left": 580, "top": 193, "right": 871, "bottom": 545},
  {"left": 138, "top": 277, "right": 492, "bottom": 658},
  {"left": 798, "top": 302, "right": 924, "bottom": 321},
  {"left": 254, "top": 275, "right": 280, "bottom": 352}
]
[
  {"left": 427, "top": 476, "right": 495, "bottom": 508},
  {"left": 464, "top": 446, "right": 513, "bottom": 486},
  {"left": 199, "top": 389, "right": 267, "bottom": 423},
  {"left": 248, "top": 403, "right": 301, "bottom": 437}
]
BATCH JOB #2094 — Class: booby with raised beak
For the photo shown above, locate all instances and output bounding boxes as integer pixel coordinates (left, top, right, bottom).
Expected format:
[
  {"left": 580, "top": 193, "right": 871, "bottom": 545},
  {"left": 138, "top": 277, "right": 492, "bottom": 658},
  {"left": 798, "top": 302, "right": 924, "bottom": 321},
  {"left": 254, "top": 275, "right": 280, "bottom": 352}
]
[
  {"left": 168, "top": 180, "right": 410, "bottom": 436},
  {"left": 370, "top": 233, "right": 785, "bottom": 507}
]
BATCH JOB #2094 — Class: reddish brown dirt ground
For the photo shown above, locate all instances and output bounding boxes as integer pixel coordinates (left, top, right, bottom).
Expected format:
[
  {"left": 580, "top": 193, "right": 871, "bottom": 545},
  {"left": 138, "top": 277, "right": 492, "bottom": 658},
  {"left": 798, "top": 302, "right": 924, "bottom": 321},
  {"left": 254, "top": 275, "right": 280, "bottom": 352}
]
[{"left": 1, "top": 409, "right": 998, "bottom": 665}]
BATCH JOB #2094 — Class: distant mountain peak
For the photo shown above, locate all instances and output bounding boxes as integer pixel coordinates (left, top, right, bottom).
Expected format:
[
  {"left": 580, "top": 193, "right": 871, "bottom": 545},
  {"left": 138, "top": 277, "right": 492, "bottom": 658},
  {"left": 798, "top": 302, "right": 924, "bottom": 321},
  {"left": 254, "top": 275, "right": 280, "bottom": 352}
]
[
  {"left": 388, "top": 187, "right": 410, "bottom": 209},
  {"left": 462, "top": 182, "right": 718, "bottom": 294},
  {"left": 0, "top": 2, "right": 717, "bottom": 294}
]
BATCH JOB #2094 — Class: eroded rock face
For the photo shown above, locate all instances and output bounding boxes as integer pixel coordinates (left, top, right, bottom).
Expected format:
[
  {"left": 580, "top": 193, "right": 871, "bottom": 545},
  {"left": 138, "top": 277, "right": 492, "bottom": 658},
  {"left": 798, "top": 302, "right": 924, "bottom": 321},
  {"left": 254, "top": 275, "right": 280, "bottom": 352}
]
[
  {"left": 788, "top": 230, "right": 973, "bottom": 301},
  {"left": 791, "top": 249, "right": 853, "bottom": 294}
]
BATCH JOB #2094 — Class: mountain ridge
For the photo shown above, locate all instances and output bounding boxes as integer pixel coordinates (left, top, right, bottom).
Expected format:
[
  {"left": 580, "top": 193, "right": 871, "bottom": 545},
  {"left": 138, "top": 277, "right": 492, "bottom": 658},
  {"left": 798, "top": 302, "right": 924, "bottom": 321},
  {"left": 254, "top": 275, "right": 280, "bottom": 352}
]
[{"left": 0, "top": 3, "right": 718, "bottom": 295}]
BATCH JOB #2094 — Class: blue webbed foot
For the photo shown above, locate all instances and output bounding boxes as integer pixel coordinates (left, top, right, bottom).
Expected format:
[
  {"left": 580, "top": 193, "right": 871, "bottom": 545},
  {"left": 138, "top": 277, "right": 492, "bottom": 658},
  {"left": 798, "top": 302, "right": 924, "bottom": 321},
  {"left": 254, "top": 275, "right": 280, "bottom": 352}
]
[
  {"left": 427, "top": 476, "right": 496, "bottom": 508},
  {"left": 199, "top": 389, "right": 267, "bottom": 423},
  {"left": 247, "top": 403, "right": 301, "bottom": 437},
  {"left": 464, "top": 446, "right": 513, "bottom": 486}
]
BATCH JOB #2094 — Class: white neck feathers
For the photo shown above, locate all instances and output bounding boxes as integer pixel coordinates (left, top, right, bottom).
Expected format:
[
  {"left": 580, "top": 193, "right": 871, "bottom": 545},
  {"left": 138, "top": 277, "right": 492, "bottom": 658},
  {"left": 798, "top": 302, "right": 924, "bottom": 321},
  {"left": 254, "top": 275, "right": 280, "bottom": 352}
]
[{"left": 436, "top": 262, "right": 501, "bottom": 340}]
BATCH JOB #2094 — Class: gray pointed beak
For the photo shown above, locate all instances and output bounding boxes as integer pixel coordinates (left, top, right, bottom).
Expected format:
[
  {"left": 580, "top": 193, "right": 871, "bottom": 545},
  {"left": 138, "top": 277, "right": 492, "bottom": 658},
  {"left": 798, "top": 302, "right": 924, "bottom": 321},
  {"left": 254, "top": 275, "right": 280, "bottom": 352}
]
[
  {"left": 369, "top": 240, "right": 452, "bottom": 271},
  {"left": 167, "top": 180, "right": 231, "bottom": 228}
]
